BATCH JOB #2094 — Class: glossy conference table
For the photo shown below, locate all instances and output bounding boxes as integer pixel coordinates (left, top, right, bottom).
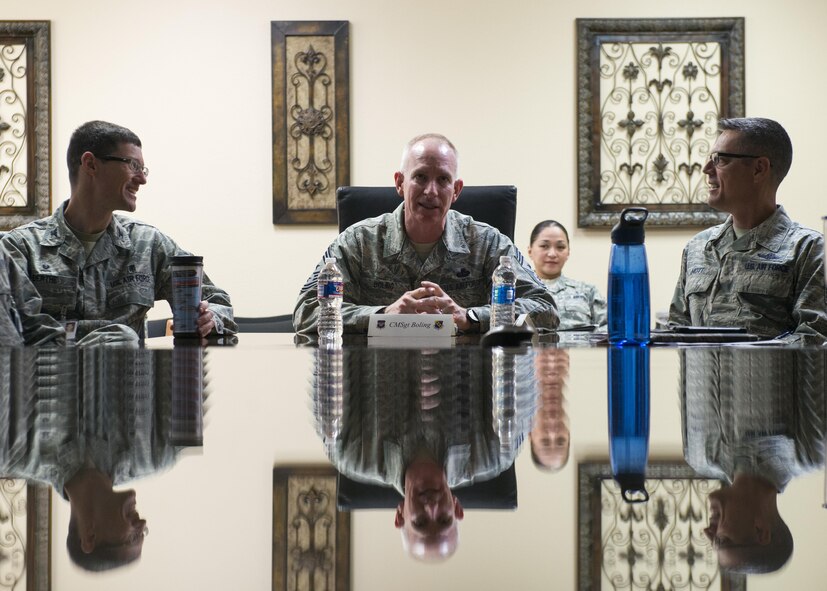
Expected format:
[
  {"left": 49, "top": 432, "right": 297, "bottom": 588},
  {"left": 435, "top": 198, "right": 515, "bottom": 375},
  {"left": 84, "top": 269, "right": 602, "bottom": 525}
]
[{"left": 4, "top": 332, "right": 826, "bottom": 591}]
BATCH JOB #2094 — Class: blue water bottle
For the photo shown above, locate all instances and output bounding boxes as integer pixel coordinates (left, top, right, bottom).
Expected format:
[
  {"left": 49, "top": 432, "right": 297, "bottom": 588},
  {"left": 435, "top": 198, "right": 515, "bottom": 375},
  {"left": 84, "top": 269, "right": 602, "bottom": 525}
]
[
  {"left": 608, "top": 344, "right": 650, "bottom": 503},
  {"left": 608, "top": 208, "right": 650, "bottom": 345}
]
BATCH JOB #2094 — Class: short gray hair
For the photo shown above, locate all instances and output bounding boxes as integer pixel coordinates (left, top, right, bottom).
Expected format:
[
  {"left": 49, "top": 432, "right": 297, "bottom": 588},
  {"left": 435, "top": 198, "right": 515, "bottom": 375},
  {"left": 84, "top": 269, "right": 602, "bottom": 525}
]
[
  {"left": 399, "top": 133, "right": 459, "bottom": 174},
  {"left": 718, "top": 117, "right": 792, "bottom": 186}
]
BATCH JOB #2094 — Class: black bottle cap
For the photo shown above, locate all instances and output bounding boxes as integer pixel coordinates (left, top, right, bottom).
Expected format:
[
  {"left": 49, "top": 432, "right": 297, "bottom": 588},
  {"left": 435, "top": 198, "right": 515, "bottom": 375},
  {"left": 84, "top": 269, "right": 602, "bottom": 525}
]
[
  {"left": 171, "top": 255, "right": 203, "bottom": 266},
  {"left": 617, "top": 473, "right": 649, "bottom": 504},
  {"left": 611, "top": 207, "right": 649, "bottom": 245}
]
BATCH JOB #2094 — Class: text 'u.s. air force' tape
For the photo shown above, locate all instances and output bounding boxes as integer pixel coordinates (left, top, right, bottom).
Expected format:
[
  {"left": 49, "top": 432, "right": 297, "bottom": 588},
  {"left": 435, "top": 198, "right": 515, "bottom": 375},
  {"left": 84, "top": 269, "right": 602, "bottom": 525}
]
[{"left": 367, "top": 314, "right": 454, "bottom": 339}]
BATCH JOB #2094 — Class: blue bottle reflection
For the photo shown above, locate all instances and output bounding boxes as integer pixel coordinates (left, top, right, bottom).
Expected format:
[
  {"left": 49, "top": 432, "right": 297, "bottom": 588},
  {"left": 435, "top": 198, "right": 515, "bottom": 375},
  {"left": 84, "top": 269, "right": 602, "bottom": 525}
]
[{"left": 608, "top": 344, "right": 650, "bottom": 503}]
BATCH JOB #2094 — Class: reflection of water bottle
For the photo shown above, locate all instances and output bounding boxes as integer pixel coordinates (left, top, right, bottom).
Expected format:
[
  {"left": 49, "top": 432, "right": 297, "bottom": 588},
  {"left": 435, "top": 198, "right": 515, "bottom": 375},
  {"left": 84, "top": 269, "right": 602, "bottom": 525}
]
[
  {"left": 317, "top": 257, "right": 343, "bottom": 342},
  {"left": 492, "top": 347, "right": 517, "bottom": 451},
  {"left": 171, "top": 345, "right": 205, "bottom": 447},
  {"left": 608, "top": 208, "right": 650, "bottom": 345},
  {"left": 608, "top": 345, "right": 650, "bottom": 503},
  {"left": 491, "top": 256, "right": 516, "bottom": 328},
  {"left": 314, "top": 342, "right": 343, "bottom": 454}
]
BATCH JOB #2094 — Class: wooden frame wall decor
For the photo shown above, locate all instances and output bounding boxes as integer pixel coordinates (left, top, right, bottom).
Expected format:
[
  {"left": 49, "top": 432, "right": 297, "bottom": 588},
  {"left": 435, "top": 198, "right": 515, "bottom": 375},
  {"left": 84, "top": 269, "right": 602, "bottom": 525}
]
[
  {"left": 271, "top": 21, "right": 350, "bottom": 225},
  {"left": 272, "top": 465, "right": 350, "bottom": 591},
  {"left": 0, "top": 481, "right": 51, "bottom": 591},
  {"left": 578, "top": 462, "right": 745, "bottom": 591},
  {"left": 576, "top": 18, "right": 744, "bottom": 228},
  {"left": 0, "top": 21, "right": 51, "bottom": 231}
]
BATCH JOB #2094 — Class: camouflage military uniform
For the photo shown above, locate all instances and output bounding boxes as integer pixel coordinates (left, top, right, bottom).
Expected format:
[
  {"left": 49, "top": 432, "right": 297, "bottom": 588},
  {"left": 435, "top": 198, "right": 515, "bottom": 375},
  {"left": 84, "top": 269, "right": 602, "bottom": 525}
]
[
  {"left": 542, "top": 276, "right": 607, "bottom": 330},
  {"left": 294, "top": 205, "right": 558, "bottom": 334},
  {"left": 1, "top": 202, "right": 236, "bottom": 339},
  {"left": 0, "top": 245, "right": 65, "bottom": 346},
  {"left": 669, "top": 206, "right": 826, "bottom": 341}
]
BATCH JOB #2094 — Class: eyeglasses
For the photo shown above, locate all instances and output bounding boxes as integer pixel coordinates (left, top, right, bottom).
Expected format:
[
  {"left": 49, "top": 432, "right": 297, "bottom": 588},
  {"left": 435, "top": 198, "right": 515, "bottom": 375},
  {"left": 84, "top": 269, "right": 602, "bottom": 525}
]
[
  {"left": 707, "top": 152, "right": 761, "bottom": 168},
  {"left": 97, "top": 155, "right": 149, "bottom": 177}
]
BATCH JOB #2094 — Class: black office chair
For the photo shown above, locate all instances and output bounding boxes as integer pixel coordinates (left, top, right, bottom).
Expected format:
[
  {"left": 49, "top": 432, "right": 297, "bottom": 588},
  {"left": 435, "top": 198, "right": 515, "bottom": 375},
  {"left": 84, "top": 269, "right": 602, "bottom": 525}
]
[
  {"left": 336, "top": 185, "right": 517, "bottom": 241},
  {"left": 336, "top": 464, "right": 518, "bottom": 511},
  {"left": 145, "top": 318, "right": 172, "bottom": 337},
  {"left": 235, "top": 314, "right": 294, "bottom": 333}
]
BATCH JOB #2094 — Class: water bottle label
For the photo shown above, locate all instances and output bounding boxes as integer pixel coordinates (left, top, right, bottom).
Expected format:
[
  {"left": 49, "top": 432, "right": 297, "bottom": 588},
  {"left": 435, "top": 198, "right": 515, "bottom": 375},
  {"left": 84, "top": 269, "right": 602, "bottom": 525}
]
[
  {"left": 318, "top": 281, "right": 343, "bottom": 299},
  {"left": 491, "top": 285, "right": 515, "bottom": 305}
]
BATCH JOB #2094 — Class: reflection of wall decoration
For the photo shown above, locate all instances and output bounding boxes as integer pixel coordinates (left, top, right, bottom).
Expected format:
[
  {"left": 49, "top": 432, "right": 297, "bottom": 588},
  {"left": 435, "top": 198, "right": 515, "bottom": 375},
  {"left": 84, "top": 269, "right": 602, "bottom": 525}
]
[
  {"left": 578, "top": 462, "right": 745, "bottom": 591},
  {"left": 0, "top": 21, "right": 50, "bottom": 231},
  {"left": 271, "top": 21, "right": 349, "bottom": 225},
  {"left": 0, "top": 480, "right": 50, "bottom": 591},
  {"left": 577, "top": 19, "right": 744, "bottom": 228},
  {"left": 272, "top": 466, "right": 350, "bottom": 591}
]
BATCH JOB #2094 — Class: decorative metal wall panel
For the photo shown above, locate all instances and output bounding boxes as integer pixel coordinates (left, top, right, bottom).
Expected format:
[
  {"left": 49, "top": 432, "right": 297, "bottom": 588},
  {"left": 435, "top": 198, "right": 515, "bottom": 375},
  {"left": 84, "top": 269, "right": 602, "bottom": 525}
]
[
  {"left": 0, "top": 480, "right": 50, "bottom": 591},
  {"left": 579, "top": 463, "right": 745, "bottom": 591},
  {"left": 577, "top": 19, "right": 744, "bottom": 228},
  {"left": 0, "top": 21, "right": 50, "bottom": 231},
  {"left": 272, "top": 22, "right": 349, "bottom": 225},
  {"left": 272, "top": 466, "right": 350, "bottom": 591}
]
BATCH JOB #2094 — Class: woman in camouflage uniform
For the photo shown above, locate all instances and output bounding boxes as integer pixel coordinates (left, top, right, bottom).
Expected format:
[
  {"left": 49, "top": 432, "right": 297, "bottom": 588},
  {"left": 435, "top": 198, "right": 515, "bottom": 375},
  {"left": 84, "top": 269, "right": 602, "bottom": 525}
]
[{"left": 527, "top": 220, "right": 607, "bottom": 330}]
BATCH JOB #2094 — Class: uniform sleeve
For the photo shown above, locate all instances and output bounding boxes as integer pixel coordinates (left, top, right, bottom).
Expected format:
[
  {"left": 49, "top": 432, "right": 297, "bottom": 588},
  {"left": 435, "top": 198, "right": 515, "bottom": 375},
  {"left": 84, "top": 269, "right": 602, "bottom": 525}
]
[
  {"left": 788, "top": 235, "right": 827, "bottom": 341},
  {"left": 293, "top": 236, "right": 384, "bottom": 336},
  {"left": 668, "top": 247, "right": 691, "bottom": 327},
  {"left": 591, "top": 285, "right": 608, "bottom": 327},
  {"left": 1, "top": 238, "right": 66, "bottom": 346}
]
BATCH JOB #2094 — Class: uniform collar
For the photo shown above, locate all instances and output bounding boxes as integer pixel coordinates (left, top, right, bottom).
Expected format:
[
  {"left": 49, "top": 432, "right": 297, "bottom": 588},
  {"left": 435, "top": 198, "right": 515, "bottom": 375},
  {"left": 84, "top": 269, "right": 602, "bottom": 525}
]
[
  {"left": 708, "top": 205, "right": 790, "bottom": 254},
  {"left": 385, "top": 205, "right": 471, "bottom": 258},
  {"left": 40, "top": 201, "right": 133, "bottom": 258}
]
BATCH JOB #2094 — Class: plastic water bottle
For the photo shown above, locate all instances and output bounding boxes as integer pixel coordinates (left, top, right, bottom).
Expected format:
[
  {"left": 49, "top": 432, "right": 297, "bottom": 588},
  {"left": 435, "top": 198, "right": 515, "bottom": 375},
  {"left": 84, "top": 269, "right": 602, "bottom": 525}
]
[
  {"left": 608, "top": 208, "right": 650, "bottom": 345},
  {"left": 491, "top": 256, "right": 516, "bottom": 327},
  {"left": 317, "top": 257, "right": 343, "bottom": 342},
  {"left": 608, "top": 344, "right": 650, "bottom": 503}
]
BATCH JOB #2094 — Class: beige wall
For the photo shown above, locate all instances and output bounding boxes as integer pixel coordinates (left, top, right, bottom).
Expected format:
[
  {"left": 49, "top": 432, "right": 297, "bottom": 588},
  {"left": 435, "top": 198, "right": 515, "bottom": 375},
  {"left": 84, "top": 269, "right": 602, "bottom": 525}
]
[
  {"left": 4, "top": 0, "right": 827, "bottom": 323},
  {"left": 4, "top": 0, "right": 825, "bottom": 588}
]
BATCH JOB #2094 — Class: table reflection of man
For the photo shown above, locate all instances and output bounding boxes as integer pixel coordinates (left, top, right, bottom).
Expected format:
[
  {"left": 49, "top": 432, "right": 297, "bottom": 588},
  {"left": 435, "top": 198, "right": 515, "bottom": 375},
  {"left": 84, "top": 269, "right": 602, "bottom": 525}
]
[
  {"left": 0, "top": 346, "right": 204, "bottom": 571},
  {"left": 313, "top": 347, "right": 537, "bottom": 560},
  {"left": 530, "top": 348, "right": 570, "bottom": 472},
  {"left": 680, "top": 348, "right": 825, "bottom": 574}
]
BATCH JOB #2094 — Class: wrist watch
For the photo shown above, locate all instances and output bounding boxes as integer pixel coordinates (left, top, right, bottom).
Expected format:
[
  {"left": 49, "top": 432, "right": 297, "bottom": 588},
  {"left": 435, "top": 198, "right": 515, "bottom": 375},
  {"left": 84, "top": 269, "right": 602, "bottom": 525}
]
[{"left": 467, "top": 309, "right": 480, "bottom": 324}]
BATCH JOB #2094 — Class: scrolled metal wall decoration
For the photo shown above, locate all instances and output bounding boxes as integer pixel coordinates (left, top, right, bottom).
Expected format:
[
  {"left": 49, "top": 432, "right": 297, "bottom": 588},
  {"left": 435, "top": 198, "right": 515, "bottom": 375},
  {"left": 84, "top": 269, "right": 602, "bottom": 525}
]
[
  {"left": 272, "top": 21, "right": 350, "bottom": 225},
  {"left": 577, "top": 18, "right": 744, "bottom": 228},
  {"left": 0, "top": 21, "right": 51, "bottom": 231},
  {"left": 579, "top": 463, "right": 746, "bottom": 591}
]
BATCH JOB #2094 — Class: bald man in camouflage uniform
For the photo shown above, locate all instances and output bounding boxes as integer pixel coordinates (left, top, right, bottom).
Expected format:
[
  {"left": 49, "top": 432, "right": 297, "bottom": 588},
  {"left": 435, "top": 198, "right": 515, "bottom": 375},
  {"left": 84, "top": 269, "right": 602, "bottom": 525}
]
[
  {"left": 1, "top": 121, "right": 235, "bottom": 340},
  {"left": 669, "top": 118, "right": 826, "bottom": 342},
  {"left": 294, "top": 134, "right": 558, "bottom": 335}
]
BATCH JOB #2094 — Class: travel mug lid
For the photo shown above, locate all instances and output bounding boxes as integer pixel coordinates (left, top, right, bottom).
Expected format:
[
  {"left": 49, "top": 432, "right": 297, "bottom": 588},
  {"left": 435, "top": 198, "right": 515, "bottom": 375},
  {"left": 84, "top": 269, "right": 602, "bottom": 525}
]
[
  {"left": 171, "top": 255, "right": 203, "bottom": 266},
  {"left": 611, "top": 207, "right": 649, "bottom": 245}
]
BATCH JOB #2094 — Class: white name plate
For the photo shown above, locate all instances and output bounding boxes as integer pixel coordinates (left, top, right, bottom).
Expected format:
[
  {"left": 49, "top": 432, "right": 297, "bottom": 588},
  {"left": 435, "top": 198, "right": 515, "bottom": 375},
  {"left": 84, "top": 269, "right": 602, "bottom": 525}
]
[{"left": 368, "top": 314, "right": 454, "bottom": 338}]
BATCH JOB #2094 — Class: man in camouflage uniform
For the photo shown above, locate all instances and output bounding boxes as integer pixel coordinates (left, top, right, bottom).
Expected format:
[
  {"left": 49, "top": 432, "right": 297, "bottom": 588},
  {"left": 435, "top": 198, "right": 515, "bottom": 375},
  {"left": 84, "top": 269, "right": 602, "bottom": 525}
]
[
  {"left": 294, "top": 133, "right": 558, "bottom": 335},
  {"left": 0, "top": 245, "right": 64, "bottom": 345},
  {"left": 669, "top": 118, "right": 826, "bottom": 342},
  {"left": 1, "top": 121, "right": 235, "bottom": 340}
]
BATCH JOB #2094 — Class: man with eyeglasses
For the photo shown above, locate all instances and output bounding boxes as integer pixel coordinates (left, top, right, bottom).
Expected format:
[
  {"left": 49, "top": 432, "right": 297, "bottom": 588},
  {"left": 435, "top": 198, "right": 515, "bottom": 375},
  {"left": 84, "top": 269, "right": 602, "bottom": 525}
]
[
  {"left": 669, "top": 117, "right": 826, "bottom": 342},
  {"left": 1, "top": 120, "right": 236, "bottom": 340}
]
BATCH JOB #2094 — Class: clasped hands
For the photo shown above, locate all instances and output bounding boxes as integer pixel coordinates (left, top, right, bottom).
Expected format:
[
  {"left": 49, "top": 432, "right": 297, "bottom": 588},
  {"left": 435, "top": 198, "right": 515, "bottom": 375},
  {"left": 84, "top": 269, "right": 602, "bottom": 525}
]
[{"left": 384, "top": 281, "right": 471, "bottom": 331}]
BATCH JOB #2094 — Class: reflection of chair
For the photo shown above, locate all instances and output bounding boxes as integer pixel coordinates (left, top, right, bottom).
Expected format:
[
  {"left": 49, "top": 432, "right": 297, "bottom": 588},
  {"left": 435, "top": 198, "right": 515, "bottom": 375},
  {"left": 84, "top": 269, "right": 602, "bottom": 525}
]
[
  {"left": 336, "top": 464, "right": 517, "bottom": 511},
  {"left": 336, "top": 186, "right": 518, "bottom": 241},
  {"left": 235, "top": 314, "right": 294, "bottom": 333}
]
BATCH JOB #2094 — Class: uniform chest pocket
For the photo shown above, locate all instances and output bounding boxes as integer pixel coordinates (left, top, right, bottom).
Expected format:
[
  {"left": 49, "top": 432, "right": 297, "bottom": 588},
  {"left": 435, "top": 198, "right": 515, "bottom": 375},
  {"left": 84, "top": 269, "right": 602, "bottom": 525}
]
[
  {"left": 684, "top": 273, "right": 715, "bottom": 296},
  {"left": 107, "top": 274, "right": 156, "bottom": 309},
  {"left": 32, "top": 274, "right": 77, "bottom": 311},
  {"left": 733, "top": 272, "right": 792, "bottom": 299}
]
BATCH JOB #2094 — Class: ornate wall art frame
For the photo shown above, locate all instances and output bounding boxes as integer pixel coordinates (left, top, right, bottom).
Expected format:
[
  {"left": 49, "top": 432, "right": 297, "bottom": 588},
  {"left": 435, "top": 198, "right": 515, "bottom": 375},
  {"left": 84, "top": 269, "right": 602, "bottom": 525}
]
[
  {"left": 0, "top": 481, "right": 51, "bottom": 591},
  {"left": 576, "top": 18, "right": 744, "bottom": 228},
  {"left": 271, "top": 21, "right": 350, "bottom": 225},
  {"left": 578, "top": 462, "right": 745, "bottom": 591},
  {"left": 0, "top": 21, "right": 51, "bottom": 231},
  {"left": 272, "top": 465, "right": 350, "bottom": 591}
]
